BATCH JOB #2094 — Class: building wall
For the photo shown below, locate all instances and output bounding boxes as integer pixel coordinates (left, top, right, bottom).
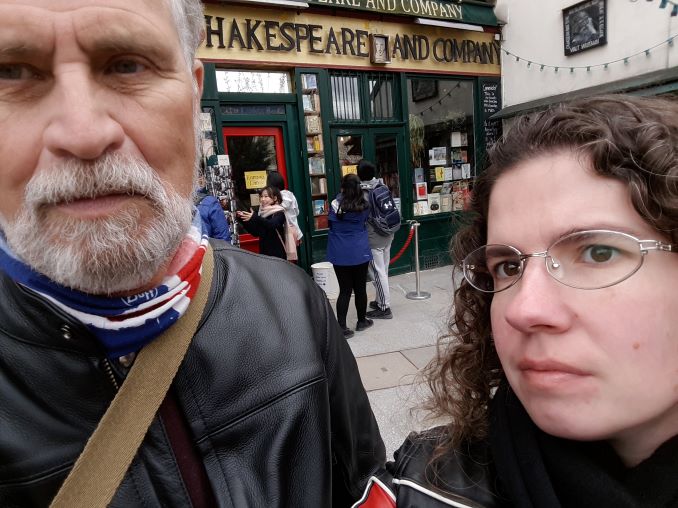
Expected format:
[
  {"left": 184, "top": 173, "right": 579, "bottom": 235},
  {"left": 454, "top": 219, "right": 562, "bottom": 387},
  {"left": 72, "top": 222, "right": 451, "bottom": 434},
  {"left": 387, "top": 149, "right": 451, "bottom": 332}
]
[{"left": 496, "top": 0, "right": 678, "bottom": 108}]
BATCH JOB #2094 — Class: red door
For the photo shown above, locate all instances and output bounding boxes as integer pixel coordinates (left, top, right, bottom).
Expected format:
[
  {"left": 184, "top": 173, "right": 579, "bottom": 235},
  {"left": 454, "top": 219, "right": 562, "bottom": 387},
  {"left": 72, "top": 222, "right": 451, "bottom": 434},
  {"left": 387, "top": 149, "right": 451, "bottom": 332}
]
[{"left": 222, "top": 127, "right": 288, "bottom": 254}]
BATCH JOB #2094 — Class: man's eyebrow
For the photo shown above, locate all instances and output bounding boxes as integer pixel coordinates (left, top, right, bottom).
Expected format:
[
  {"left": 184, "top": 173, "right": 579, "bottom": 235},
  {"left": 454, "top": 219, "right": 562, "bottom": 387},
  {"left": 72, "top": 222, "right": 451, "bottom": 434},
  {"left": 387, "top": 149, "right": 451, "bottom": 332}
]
[
  {"left": 0, "top": 43, "right": 52, "bottom": 59},
  {"left": 88, "top": 37, "right": 168, "bottom": 58},
  {"left": 78, "top": 28, "right": 180, "bottom": 67}
]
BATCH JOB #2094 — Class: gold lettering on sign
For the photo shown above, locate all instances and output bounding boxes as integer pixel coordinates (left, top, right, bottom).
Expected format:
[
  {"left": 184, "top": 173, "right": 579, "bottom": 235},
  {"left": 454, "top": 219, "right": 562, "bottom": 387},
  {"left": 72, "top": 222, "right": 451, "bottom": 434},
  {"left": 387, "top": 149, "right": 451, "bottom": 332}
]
[{"left": 312, "top": 0, "right": 462, "bottom": 20}]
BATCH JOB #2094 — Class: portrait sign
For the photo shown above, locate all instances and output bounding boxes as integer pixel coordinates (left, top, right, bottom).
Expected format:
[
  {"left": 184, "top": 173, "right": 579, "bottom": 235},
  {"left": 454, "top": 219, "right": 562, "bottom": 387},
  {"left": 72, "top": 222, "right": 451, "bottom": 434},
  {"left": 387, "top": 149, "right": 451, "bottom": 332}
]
[
  {"left": 563, "top": 0, "right": 607, "bottom": 56},
  {"left": 369, "top": 34, "right": 390, "bottom": 64}
]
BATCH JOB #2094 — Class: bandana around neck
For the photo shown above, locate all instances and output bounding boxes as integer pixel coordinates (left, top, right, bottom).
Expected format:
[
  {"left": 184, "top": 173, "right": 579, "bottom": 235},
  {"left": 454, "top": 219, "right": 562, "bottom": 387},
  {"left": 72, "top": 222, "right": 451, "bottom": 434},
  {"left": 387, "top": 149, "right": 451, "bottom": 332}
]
[{"left": 0, "top": 210, "right": 210, "bottom": 360}]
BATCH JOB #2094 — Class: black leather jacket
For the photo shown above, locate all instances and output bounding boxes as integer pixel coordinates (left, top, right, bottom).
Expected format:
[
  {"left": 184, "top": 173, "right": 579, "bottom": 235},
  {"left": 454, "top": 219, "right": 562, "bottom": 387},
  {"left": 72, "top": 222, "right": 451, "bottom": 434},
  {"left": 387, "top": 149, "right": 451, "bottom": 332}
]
[
  {"left": 0, "top": 242, "right": 385, "bottom": 507},
  {"left": 356, "top": 427, "right": 503, "bottom": 508}
]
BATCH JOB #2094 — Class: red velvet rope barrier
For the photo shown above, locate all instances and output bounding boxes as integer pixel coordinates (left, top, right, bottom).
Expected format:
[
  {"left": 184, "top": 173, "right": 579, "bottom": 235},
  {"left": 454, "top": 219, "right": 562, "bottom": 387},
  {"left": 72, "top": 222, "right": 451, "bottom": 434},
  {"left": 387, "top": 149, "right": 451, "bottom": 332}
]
[{"left": 389, "top": 224, "right": 416, "bottom": 265}]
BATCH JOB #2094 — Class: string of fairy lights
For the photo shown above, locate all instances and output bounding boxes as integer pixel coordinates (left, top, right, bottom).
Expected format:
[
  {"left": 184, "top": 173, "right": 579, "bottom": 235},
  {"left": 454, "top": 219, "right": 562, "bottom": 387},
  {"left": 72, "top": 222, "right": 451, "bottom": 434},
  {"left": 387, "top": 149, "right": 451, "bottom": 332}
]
[
  {"left": 416, "top": 82, "right": 462, "bottom": 116},
  {"left": 502, "top": 34, "right": 677, "bottom": 73},
  {"left": 637, "top": 0, "right": 678, "bottom": 17}
]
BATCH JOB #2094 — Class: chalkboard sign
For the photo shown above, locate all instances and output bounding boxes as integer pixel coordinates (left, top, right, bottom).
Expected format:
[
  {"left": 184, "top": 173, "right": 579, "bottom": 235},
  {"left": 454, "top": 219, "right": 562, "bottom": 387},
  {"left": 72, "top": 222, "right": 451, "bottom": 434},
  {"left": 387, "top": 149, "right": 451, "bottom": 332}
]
[{"left": 481, "top": 79, "right": 502, "bottom": 150}]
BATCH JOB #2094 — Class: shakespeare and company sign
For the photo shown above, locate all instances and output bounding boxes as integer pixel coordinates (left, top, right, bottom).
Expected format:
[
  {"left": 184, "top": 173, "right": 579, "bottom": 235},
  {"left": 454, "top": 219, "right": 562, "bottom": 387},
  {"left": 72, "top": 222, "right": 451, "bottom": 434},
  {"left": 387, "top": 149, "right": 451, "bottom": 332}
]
[{"left": 199, "top": 5, "right": 500, "bottom": 76}]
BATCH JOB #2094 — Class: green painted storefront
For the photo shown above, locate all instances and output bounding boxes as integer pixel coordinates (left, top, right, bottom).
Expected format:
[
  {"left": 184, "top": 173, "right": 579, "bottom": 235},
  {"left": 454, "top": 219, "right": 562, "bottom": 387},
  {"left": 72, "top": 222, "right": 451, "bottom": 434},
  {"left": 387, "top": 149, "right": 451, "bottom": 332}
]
[{"left": 199, "top": 1, "right": 500, "bottom": 275}]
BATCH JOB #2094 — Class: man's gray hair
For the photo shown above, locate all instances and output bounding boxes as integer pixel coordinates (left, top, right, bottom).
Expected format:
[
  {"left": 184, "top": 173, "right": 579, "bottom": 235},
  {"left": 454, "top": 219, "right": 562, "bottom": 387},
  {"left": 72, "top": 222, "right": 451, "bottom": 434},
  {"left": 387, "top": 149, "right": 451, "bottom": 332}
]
[{"left": 167, "top": 0, "right": 205, "bottom": 69}]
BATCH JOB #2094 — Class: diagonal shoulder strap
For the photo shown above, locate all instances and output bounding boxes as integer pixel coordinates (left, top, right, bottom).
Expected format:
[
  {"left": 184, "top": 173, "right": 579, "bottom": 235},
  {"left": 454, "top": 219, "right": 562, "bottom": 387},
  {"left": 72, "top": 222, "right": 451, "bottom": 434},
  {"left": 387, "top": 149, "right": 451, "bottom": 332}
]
[{"left": 50, "top": 244, "right": 215, "bottom": 508}]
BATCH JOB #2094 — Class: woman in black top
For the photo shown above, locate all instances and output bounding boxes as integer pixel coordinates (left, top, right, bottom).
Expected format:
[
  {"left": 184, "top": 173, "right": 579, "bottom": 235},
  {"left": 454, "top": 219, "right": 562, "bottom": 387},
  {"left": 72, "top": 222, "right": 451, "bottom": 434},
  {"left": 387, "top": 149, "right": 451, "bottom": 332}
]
[
  {"left": 237, "top": 186, "right": 286, "bottom": 260},
  {"left": 359, "top": 95, "right": 678, "bottom": 507}
]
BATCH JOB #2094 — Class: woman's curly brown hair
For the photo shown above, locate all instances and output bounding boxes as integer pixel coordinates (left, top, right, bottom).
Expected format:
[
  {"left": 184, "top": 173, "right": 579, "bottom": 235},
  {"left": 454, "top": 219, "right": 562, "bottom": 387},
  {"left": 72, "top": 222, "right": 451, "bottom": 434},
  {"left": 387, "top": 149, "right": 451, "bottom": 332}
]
[{"left": 421, "top": 94, "right": 678, "bottom": 455}]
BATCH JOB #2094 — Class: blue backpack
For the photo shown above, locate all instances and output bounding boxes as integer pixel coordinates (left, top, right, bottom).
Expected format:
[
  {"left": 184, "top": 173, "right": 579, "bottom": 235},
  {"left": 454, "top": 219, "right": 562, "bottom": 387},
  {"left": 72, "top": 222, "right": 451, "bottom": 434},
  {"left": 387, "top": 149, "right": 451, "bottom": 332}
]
[{"left": 368, "top": 183, "right": 401, "bottom": 236}]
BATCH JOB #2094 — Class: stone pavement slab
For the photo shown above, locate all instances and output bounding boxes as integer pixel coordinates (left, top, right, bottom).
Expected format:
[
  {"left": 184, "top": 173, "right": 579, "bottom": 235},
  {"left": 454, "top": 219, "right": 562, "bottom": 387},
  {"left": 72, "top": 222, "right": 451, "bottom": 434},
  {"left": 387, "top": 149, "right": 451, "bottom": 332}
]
[
  {"left": 325, "top": 265, "right": 459, "bottom": 456},
  {"left": 401, "top": 345, "right": 438, "bottom": 370},
  {"left": 355, "top": 352, "right": 419, "bottom": 391}
]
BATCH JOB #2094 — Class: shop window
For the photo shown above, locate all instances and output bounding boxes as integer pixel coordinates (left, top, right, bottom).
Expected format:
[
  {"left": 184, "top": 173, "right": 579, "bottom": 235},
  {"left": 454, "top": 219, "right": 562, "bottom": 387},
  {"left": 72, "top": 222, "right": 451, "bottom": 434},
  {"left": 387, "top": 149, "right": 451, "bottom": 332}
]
[
  {"left": 330, "top": 73, "right": 361, "bottom": 121},
  {"left": 407, "top": 78, "right": 475, "bottom": 216},
  {"left": 375, "top": 133, "right": 401, "bottom": 210},
  {"left": 367, "top": 74, "right": 396, "bottom": 121},
  {"left": 216, "top": 70, "right": 291, "bottom": 94},
  {"left": 330, "top": 72, "right": 397, "bottom": 123}
]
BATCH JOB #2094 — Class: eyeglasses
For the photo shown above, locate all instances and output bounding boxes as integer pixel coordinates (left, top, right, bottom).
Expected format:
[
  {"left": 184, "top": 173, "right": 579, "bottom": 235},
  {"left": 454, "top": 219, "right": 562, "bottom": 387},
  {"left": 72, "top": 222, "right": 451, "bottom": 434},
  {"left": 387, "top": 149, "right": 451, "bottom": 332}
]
[{"left": 462, "top": 229, "right": 675, "bottom": 293}]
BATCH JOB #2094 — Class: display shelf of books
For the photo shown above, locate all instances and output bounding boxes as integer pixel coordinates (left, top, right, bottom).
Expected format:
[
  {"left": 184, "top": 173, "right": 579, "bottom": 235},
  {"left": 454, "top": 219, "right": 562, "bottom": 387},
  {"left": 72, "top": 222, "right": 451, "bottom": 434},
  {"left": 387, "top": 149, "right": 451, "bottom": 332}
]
[
  {"left": 413, "top": 129, "right": 474, "bottom": 216},
  {"left": 302, "top": 72, "right": 329, "bottom": 231}
]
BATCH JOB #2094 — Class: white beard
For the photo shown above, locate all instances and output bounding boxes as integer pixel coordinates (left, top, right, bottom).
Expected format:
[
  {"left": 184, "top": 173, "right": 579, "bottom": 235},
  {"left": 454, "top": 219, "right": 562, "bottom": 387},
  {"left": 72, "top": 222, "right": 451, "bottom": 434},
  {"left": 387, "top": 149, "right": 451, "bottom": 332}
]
[{"left": 0, "top": 153, "right": 194, "bottom": 296}]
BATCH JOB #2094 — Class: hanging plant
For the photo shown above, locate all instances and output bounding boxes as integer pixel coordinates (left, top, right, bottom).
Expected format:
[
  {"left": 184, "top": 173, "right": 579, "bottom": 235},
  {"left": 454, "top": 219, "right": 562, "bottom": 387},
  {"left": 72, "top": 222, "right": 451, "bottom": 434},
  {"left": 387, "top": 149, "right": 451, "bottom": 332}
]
[{"left": 409, "top": 114, "right": 425, "bottom": 169}]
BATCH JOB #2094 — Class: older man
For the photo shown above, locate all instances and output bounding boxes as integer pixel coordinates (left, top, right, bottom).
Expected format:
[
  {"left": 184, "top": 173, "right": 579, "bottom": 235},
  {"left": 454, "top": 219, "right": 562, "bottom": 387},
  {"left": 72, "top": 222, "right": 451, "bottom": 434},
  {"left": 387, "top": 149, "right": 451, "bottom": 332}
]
[{"left": 0, "top": 1, "right": 385, "bottom": 506}]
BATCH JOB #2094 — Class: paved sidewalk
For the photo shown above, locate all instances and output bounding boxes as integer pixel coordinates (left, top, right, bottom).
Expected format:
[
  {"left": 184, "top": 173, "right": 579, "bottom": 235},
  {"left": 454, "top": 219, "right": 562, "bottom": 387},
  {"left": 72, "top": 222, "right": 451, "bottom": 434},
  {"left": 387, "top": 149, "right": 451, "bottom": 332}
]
[{"left": 328, "top": 266, "right": 459, "bottom": 457}]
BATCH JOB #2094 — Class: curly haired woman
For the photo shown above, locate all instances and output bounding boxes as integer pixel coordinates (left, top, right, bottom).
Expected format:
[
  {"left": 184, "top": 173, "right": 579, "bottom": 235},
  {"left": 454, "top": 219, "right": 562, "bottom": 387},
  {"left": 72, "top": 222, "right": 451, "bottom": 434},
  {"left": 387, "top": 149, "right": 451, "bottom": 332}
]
[{"left": 356, "top": 95, "right": 678, "bottom": 507}]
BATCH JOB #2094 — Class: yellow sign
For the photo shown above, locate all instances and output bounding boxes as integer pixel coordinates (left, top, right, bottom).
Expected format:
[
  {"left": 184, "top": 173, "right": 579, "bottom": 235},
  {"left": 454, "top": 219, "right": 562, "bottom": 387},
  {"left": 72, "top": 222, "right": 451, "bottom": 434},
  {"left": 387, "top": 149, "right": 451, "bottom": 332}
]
[
  {"left": 341, "top": 165, "right": 358, "bottom": 176},
  {"left": 244, "top": 171, "right": 268, "bottom": 190},
  {"left": 200, "top": 5, "right": 500, "bottom": 76}
]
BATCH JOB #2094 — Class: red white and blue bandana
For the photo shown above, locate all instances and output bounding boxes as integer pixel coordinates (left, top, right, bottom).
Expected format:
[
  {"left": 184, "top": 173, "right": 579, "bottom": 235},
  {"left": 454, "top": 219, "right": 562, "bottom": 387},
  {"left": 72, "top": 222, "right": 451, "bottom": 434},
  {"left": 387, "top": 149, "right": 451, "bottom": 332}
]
[{"left": 0, "top": 211, "right": 209, "bottom": 359}]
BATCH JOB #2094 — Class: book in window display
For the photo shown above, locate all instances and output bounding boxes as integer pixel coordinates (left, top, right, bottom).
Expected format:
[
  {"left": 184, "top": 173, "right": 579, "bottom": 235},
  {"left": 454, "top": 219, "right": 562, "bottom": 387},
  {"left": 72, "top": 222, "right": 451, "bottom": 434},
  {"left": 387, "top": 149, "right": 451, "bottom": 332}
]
[
  {"left": 306, "top": 136, "right": 322, "bottom": 153},
  {"left": 302, "top": 94, "right": 315, "bottom": 112},
  {"left": 415, "top": 182, "right": 428, "bottom": 201},
  {"left": 452, "top": 181, "right": 471, "bottom": 211},
  {"left": 310, "top": 178, "right": 321, "bottom": 195},
  {"left": 309, "top": 157, "right": 325, "bottom": 175},
  {"left": 313, "top": 199, "right": 327, "bottom": 215},
  {"left": 414, "top": 201, "right": 430, "bottom": 215},
  {"left": 441, "top": 193, "right": 452, "bottom": 212},
  {"left": 427, "top": 193, "right": 441, "bottom": 213},
  {"left": 305, "top": 115, "right": 321, "bottom": 134},
  {"left": 450, "top": 131, "right": 467, "bottom": 147},
  {"left": 301, "top": 73, "right": 318, "bottom": 90},
  {"left": 428, "top": 147, "right": 447, "bottom": 166}
]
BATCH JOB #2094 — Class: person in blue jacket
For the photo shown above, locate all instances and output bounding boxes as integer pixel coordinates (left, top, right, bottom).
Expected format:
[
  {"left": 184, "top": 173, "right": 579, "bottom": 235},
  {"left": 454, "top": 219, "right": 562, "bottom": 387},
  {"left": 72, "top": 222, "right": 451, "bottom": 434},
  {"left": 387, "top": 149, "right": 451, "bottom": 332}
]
[
  {"left": 327, "top": 174, "right": 373, "bottom": 338},
  {"left": 195, "top": 176, "right": 231, "bottom": 242}
]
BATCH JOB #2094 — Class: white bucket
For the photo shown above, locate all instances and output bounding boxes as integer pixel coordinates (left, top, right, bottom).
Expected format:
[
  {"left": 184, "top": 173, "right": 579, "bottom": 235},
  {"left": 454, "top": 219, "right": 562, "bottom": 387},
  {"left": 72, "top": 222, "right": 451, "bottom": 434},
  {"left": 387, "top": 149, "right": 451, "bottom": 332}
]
[{"left": 311, "top": 262, "right": 339, "bottom": 299}]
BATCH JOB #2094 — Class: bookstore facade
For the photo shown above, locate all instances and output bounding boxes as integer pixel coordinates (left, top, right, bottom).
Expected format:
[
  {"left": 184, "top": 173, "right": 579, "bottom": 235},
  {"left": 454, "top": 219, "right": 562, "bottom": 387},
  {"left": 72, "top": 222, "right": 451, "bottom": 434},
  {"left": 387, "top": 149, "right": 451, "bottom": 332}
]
[{"left": 198, "top": 0, "right": 500, "bottom": 273}]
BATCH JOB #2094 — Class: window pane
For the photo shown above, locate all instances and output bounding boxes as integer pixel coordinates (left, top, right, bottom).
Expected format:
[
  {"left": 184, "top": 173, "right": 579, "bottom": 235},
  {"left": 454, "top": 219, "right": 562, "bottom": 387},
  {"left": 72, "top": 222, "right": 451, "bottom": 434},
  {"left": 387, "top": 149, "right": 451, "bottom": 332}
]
[
  {"left": 337, "top": 135, "right": 364, "bottom": 168},
  {"left": 220, "top": 104, "right": 285, "bottom": 116},
  {"left": 375, "top": 133, "right": 401, "bottom": 213},
  {"left": 216, "top": 70, "right": 291, "bottom": 93},
  {"left": 407, "top": 79, "right": 475, "bottom": 216},
  {"left": 368, "top": 74, "right": 395, "bottom": 121},
  {"left": 227, "top": 135, "right": 278, "bottom": 220},
  {"left": 331, "top": 74, "right": 361, "bottom": 121}
]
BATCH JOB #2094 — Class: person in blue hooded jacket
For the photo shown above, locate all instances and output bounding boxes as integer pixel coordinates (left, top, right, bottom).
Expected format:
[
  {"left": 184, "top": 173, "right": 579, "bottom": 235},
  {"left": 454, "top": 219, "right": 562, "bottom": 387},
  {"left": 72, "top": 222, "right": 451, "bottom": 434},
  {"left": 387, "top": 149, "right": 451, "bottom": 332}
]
[
  {"left": 327, "top": 174, "right": 373, "bottom": 338},
  {"left": 195, "top": 176, "right": 231, "bottom": 242}
]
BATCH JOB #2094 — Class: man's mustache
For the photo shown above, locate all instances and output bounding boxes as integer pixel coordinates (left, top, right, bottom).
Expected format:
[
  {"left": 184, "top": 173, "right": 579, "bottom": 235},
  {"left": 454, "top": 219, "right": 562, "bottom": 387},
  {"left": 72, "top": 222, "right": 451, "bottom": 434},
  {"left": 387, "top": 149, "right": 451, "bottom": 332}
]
[{"left": 23, "top": 154, "right": 164, "bottom": 209}]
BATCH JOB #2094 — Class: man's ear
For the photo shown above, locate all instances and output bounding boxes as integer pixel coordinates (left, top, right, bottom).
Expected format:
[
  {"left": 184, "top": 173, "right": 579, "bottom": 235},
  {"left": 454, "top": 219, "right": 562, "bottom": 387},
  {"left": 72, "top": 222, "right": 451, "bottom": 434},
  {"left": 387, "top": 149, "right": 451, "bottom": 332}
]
[{"left": 193, "top": 59, "right": 205, "bottom": 98}]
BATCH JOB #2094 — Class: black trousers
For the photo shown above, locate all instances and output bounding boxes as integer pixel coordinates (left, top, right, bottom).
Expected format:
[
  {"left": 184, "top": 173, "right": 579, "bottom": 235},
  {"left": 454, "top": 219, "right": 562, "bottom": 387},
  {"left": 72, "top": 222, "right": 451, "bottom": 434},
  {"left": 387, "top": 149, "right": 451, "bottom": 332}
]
[{"left": 333, "top": 262, "right": 369, "bottom": 328}]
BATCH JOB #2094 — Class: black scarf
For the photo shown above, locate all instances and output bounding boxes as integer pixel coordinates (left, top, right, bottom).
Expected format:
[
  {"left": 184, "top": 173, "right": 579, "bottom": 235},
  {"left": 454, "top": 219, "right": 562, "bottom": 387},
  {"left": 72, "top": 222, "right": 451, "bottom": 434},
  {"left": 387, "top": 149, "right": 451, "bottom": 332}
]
[{"left": 489, "top": 382, "right": 678, "bottom": 508}]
